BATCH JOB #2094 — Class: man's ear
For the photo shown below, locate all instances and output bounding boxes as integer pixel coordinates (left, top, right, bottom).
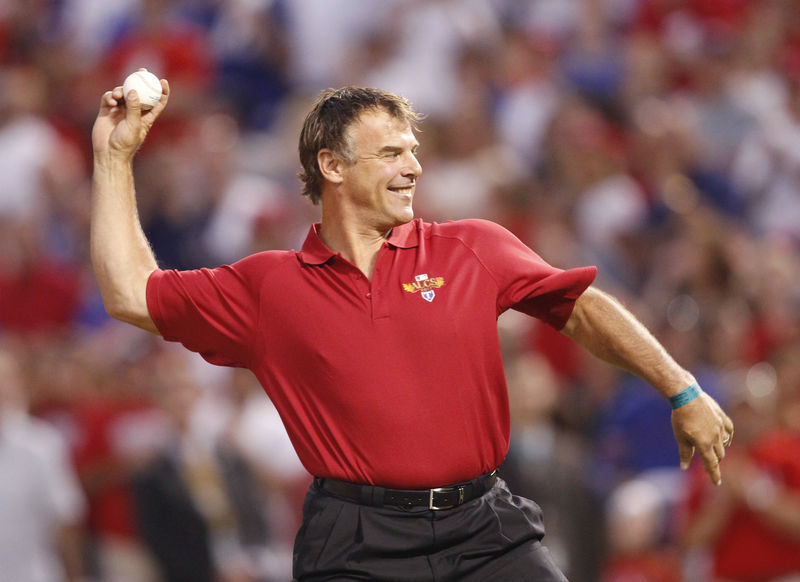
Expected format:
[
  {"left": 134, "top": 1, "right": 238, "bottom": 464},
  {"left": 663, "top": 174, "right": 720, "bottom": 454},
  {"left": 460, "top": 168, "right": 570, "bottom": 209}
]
[{"left": 318, "top": 149, "right": 344, "bottom": 185}]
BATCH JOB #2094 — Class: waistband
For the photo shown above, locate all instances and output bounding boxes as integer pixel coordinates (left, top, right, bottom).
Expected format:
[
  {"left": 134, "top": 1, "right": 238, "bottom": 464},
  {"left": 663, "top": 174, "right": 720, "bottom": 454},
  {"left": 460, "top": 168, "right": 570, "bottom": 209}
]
[{"left": 313, "top": 470, "right": 498, "bottom": 511}]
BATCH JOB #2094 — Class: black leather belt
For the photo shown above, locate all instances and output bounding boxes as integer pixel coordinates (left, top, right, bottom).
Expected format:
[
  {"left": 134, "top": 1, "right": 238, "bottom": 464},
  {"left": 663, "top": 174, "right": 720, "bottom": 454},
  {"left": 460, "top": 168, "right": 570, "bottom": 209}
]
[{"left": 314, "top": 471, "right": 497, "bottom": 510}]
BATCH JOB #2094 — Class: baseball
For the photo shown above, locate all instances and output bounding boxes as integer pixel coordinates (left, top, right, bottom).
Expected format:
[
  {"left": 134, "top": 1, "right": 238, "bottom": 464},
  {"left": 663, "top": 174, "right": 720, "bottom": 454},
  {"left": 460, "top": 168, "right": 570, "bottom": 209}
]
[{"left": 122, "top": 70, "right": 163, "bottom": 110}]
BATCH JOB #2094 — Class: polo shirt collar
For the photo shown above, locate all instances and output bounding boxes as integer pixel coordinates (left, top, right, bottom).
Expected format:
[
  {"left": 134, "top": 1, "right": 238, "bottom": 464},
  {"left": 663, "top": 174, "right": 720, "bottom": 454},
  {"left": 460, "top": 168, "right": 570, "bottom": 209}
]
[
  {"left": 298, "top": 220, "right": 420, "bottom": 265},
  {"left": 386, "top": 220, "right": 419, "bottom": 249},
  {"left": 298, "top": 223, "right": 334, "bottom": 265}
]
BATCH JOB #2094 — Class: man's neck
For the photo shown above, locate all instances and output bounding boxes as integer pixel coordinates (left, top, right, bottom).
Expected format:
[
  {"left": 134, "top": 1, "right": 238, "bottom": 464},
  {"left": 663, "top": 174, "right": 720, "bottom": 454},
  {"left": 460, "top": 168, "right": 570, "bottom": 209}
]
[{"left": 319, "top": 209, "right": 391, "bottom": 280}]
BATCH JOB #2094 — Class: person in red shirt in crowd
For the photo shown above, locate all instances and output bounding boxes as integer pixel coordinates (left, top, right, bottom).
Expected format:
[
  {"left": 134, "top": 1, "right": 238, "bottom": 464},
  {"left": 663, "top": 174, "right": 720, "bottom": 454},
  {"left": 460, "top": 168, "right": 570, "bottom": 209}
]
[
  {"left": 99, "top": 0, "right": 215, "bottom": 127},
  {"left": 681, "top": 345, "right": 800, "bottom": 582},
  {"left": 0, "top": 220, "right": 83, "bottom": 337},
  {"left": 90, "top": 76, "right": 733, "bottom": 581},
  {"left": 633, "top": 0, "right": 753, "bottom": 35},
  {"left": 72, "top": 347, "right": 165, "bottom": 582}
]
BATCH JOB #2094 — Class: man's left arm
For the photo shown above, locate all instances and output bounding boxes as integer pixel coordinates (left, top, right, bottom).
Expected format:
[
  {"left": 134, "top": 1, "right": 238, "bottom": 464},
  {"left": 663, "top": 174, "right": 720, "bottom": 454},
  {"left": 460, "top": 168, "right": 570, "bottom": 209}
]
[{"left": 560, "top": 286, "right": 734, "bottom": 486}]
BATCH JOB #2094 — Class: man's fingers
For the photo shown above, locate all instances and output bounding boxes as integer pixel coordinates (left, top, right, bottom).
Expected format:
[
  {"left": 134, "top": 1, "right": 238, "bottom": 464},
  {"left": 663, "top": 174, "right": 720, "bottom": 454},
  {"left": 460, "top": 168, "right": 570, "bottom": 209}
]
[
  {"left": 125, "top": 89, "right": 142, "bottom": 117},
  {"left": 672, "top": 391, "right": 732, "bottom": 486},
  {"left": 723, "top": 416, "right": 735, "bottom": 446},
  {"left": 134, "top": 78, "right": 170, "bottom": 125},
  {"left": 700, "top": 444, "right": 723, "bottom": 486},
  {"left": 707, "top": 462, "right": 722, "bottom": 486},
  {"left": 146, "top": 78, "right": 170, "bottom": 116},
  {"left": 678, "top": 440, "right": 695, "bottom": 471},
  {"left": 714, "top": 439, "right": 725, "bottom": 462},
  {"left": 99, "top": 90, "right": 121, "bottom": 111},
  {"left": 678, "top": 434, "right": 724, "bottom": 485}
]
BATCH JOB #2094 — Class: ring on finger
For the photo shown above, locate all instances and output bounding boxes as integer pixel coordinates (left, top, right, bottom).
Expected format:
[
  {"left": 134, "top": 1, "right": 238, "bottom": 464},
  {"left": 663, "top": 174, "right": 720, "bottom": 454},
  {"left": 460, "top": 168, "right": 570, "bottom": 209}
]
[{"left": 722, "top": 433, "right": 732, "bottom": 447}]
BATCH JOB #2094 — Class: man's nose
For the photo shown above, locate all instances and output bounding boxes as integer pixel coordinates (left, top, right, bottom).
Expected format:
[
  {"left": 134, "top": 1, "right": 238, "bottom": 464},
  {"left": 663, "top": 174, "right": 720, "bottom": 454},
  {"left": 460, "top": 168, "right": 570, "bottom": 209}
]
[{"left": 403, "top": 152, "right": 422, "bottom": 178}]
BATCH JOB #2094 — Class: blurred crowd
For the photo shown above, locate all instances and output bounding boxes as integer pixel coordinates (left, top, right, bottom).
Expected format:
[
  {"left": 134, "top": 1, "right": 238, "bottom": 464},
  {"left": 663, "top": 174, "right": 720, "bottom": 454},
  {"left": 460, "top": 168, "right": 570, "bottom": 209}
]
[{"left": 2, "top": 0, "right": 800, "bottom": 581}]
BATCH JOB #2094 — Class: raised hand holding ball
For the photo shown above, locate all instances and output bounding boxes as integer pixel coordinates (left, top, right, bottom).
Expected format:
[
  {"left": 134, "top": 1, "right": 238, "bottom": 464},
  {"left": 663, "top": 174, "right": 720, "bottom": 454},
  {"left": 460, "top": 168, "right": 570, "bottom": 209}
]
[{"left": 122, "top": 70, "right": 163, "bottom": 110}]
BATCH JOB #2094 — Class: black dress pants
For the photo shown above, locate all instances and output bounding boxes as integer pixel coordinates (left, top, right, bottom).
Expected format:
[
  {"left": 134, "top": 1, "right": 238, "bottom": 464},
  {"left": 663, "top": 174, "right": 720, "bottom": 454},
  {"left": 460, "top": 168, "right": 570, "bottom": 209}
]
[{"left": 292, "top": 477, "right": 568, "bottom": 582}]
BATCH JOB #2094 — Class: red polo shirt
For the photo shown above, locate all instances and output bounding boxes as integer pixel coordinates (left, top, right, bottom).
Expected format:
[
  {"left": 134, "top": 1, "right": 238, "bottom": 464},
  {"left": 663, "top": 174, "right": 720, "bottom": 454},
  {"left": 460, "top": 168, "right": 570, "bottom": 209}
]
[
  {"left": 683, "top": 429, "right": 800, "bottom": 580},
  {"left": 147, "top": 218, "right": 596, "bottom": 488}
]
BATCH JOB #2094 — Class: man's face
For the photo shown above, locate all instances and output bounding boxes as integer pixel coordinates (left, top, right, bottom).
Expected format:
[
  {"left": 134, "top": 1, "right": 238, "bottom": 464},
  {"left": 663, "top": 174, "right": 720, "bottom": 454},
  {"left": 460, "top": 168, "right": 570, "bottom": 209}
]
[{"left": 338, "top": 109, "right": 422, "bottom": 230}]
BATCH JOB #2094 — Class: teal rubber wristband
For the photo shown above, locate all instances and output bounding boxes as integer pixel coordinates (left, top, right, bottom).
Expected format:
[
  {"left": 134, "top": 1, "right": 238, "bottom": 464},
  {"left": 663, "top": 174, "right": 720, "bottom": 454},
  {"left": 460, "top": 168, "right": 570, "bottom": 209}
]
[{"left": 669, "top": 382, "right": 702, "bottom": 409}]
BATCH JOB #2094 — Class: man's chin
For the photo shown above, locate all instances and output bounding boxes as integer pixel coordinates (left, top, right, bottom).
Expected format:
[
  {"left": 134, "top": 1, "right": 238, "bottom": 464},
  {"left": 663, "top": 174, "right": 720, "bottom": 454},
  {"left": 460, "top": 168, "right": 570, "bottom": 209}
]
[
  {"left": 379, "top": 206, "right": 414, "bottom": 231},
  {"left": 396, "top": 206, "right": 414, "bottom": 225}
]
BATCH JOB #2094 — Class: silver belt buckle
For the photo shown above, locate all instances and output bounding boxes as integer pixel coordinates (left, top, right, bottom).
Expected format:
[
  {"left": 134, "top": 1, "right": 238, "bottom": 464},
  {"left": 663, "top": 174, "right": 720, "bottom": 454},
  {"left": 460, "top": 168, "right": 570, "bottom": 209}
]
[{"left": 428, "top": 485, "right": 465, "bottom": 510}]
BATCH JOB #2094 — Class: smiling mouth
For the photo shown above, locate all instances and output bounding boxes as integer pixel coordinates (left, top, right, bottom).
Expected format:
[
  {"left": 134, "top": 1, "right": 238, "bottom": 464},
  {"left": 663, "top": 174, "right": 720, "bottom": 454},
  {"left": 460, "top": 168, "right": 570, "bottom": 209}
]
[{"left": 389, "top": 184, "right": 415, "bottom": 196}]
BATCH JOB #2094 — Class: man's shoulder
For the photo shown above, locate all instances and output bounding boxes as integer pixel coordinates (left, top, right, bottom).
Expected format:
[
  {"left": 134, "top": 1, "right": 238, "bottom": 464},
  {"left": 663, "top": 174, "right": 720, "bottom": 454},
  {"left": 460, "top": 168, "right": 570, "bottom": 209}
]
[
  {"left": 424, "top": 218, "right": 516, "bottom": 246},
  {"left": 234, "top": 248, "right": 299, "bottom": 268},
  {"left": 225, "top": 248, "right": 302, "bottom": 276}
]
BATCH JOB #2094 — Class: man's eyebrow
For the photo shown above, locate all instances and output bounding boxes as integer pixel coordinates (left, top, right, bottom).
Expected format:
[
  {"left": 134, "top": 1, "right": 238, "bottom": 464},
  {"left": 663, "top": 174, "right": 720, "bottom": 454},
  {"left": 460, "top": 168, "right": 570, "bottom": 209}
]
[
  {"left": 377, "top": 143, "right": 420, "bottom": 153},
  {"left": 356, "top": 143, "right": 420, "bottom": 159}
]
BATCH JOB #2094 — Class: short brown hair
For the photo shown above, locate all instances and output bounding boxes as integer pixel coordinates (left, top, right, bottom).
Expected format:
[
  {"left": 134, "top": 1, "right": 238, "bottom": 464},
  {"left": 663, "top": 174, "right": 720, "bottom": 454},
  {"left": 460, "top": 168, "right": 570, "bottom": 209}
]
[{"left": 298, "top": 86, "right": 421, "bottom": 204}]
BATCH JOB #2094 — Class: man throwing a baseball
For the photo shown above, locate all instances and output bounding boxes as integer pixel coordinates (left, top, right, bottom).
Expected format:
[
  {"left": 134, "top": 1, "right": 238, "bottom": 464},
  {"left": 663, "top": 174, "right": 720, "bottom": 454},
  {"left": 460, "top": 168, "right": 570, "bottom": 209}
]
[{"left": 91, "top": 77, "right": 733, "bottom": 581}]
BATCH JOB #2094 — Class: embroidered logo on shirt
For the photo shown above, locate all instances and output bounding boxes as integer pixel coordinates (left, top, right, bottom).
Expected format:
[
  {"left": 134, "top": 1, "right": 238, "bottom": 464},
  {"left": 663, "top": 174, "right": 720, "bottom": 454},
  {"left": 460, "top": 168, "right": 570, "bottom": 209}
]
[{"left": 402, "top": 273, "right": 445, "bottom": 303}]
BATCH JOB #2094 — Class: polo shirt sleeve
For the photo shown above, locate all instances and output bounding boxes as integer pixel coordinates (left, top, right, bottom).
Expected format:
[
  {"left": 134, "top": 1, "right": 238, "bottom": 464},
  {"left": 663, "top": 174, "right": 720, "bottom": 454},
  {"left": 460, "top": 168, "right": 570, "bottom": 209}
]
[
  {"left": 146, "top": 261, "right": 259, "bottom": 368},
  {"left": 460, "top": 219, "right": 597, "bottom": 329}
]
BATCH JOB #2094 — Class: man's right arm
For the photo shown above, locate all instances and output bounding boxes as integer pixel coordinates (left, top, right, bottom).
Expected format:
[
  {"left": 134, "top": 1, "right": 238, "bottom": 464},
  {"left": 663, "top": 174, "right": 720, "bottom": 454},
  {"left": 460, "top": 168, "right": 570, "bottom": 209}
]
[
  {"left": 90, "top": 75, "right": 170, "bottom": 333},
  {"left": 561, "top": 286, "right": 734, "bottom": 486}
]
